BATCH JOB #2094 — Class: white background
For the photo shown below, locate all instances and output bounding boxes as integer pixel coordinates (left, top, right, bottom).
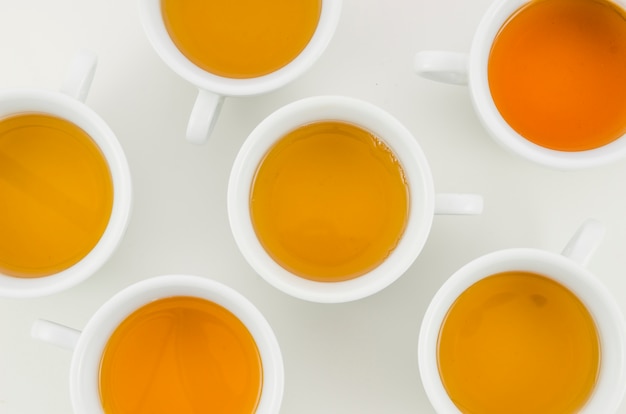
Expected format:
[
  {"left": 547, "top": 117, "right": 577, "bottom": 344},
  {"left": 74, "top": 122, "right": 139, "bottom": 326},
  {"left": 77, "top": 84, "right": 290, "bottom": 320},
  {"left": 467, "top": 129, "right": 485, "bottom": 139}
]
[{"left": 1, "top": 0, "right": 626, "bottom": 413}]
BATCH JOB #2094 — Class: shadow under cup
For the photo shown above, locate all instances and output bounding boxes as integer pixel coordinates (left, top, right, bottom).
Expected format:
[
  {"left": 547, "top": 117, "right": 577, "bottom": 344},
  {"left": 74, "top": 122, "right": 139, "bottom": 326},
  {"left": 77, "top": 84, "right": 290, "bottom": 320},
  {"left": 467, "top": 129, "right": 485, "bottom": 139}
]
[{"left": 419, "top": 250, "right": 626, "bottom": 414}]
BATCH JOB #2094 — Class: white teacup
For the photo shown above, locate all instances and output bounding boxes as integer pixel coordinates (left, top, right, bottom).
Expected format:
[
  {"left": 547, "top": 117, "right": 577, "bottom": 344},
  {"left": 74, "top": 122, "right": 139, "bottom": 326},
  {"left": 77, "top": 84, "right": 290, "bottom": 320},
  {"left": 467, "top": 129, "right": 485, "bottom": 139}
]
[
  {"left": 418, "top": 219, "right": 626, "bottom": 413},
  {"left": 228, "top": 96, "right": 483, "bottom": 303},
  {"left": 414, "top": 0, "right": 626, "bottom": 169},
  {"left": 138, "top": 0, "right": 342, "bottom": 144},
  {"left": 0, "top": 50, "right": 132, "bottom": 298},
  {"left": 31, "top": 274, "right": 284, "bottom": 414}
]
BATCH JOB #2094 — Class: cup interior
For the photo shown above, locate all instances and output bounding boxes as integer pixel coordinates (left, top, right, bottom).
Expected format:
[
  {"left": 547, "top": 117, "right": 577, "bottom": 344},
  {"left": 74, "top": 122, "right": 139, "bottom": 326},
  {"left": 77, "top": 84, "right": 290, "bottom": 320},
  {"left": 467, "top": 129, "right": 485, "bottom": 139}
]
[
  {"left": 418, "top": 248, "right": 626, "bottom": 413},
  {"left": 139, "top": 0, "right": 342, "bottom": 96},
  {"left": 228, "top": 96, "right": 435, "bottom": 303},
  {"left": 68, "top": 275, "right": 283, "bottom": 414},
  {"left": 0, "top": 89, "right": 132, "bottom": 297},
  {"left": 468, "top": 0, "right": 626, "bottom": 169}
]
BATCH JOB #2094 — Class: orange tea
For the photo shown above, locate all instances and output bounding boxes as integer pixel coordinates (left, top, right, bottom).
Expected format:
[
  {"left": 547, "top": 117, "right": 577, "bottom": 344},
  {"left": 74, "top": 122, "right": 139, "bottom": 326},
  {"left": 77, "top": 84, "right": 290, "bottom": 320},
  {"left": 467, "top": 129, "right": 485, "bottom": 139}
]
[
  {"left": 437, "top": 271, "right": 600, "bottom": 414},
  {"left": 161, "top": 0, "right": 322, "bottom": 79},
  {"left": 99, "top": 296, "right": 263, "bottom": 414},
  {"left": 488, "top": 0, "right": 626, "bottom": 151},
  {"left": 250, "top": 121, "right": 410, "bottom": 282},
  {"left": 0, "top": 113, "right": 113, "bottom": 278}
]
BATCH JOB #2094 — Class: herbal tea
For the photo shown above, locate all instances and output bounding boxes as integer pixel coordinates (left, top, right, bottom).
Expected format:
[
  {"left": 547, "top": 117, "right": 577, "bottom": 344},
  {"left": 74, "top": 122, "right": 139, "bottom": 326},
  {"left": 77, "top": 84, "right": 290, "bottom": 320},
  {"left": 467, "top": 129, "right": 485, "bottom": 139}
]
[
  {"left": 437, "top": 271, "right": 600, "bottom": 414},
  {"left": 161, "top": 0, "right": 321, "bottom": 78},
  {"left": 488, "top": 0, "right": 626, "bottom": 151},
  {"left": 99, "top": 296, "right": 263, "bottom": 414},
  {"left": 250, "top": 121, "right": 410, "bottom": 282},
  {"left": 0, "top": 113, "right": 113, "bottom": 278}
]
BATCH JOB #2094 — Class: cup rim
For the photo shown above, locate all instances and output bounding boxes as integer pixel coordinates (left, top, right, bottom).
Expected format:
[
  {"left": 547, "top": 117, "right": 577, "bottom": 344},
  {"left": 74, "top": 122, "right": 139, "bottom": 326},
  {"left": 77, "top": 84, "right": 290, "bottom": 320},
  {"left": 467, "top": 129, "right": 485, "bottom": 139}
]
[
  {"left": 0, "top": 88, "right": 132, "bottom": 298},
  {"left": 138, "top": 0, "right": 342, "bottom": 97},
  {"left": 418, "top": 247, "right": 626, "bottom": 413},
  {"left": 227, "top": 95, "right": 435, "bottom": 303},
  {"left": 68, "top": 274, "right": 284, "bottom": 414},
  {"left": 467, "top": 0, "right": 626, "bottom": 169}
]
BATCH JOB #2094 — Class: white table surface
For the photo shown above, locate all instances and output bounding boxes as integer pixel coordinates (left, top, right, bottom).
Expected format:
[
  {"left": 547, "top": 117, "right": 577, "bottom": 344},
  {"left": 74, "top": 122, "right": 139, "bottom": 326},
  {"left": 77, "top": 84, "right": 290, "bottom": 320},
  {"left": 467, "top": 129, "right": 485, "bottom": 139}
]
[{"left": 1, "top": 0, "right": 626, "bottom": 413}]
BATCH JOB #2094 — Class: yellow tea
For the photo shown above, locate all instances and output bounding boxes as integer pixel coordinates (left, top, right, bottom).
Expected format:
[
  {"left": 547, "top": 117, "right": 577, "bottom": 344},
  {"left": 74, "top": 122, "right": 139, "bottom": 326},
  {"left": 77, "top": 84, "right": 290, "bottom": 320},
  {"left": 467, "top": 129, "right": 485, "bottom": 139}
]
[
  {"left": 161, "top": 0, "right": 322, "bottom": 79},
  {"left": 99, "top": 296, "right": 263, "bottom": 414},
  {"left": 437, "top": 271, "right": 600, "bottom": 414},
  {"left": 250, "top": 121, "right": 410, "bottom": 282},
  {"left": 488, "top": 0, "right": 626, "bottom": 151},
  {"left": 0, "top": 113, "right": 113, "bottom": 278}
]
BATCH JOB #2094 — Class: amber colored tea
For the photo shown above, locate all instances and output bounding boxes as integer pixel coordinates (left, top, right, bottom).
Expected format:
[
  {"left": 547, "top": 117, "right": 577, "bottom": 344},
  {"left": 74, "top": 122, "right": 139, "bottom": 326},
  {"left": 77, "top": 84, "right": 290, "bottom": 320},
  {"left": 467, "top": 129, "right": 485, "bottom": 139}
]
[
  {"left": 0, "top": 113, "right": 113, "bottom": 278},
  {"left": 488, "top": 0, "right": 626, "bottom": 151},
  {"left": 437, "top": 271, "right": 600, "bottom": 414},
  {"left": 161, "top": 0, "right": 321, "bottom": 79},
  {"left": 250, "top": 121, "right": 409, "bottom": 282},
  {"left": 99, "top": 296, "right": 263, "bottom": 414}
]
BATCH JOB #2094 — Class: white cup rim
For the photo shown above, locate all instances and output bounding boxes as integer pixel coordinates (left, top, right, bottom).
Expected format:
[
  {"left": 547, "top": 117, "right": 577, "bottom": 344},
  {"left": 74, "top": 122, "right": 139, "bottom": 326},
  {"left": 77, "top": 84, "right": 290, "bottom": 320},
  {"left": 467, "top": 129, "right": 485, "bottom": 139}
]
[
  {"left": 418, "top": 247, "right": 626, "bottom": 413},
  {"left": 227, "top": 95, "right": 436, "bottom": 303},
  {"left": 69, "top": 274, "right": 284, "bottom": 414},
  {"left": 138, "top": 0, "right": 342, "bottom": 97},
  {"left": 0, "top": 88, "right": 132, "bottom": 298},
  {"left": 467, "top": 0, "right": 626, "bottom": 169}
]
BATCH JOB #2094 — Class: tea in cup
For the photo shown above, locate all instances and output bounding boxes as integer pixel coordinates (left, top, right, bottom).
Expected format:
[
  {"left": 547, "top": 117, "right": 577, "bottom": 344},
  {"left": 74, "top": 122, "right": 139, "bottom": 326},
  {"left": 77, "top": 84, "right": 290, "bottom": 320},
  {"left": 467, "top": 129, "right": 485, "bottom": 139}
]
[
  {"left": 31, "top": 275, "right": 284, "bottom": 414},
  {"left": 418, "top": 220, "right": 626, "bottom": 413},
  {"left": 139, "top": 0, "right": 342, "bottom": 144},
  {"left": 414, "top": 0, "right": 626, "bottom": 169},
  {"left": 0, "top": 50, "right": 132, "bottom": 298},
  {"left": 228, "top": 96, "right": 483, "bottom": 303}
]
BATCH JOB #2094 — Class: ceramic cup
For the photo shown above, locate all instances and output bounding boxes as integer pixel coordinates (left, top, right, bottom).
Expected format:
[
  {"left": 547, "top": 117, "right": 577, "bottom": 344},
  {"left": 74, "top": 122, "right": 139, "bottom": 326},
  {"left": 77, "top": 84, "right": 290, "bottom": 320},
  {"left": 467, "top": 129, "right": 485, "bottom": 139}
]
[
  {"left": 414, "top": 0, "right": 626, "bottom": 169},
  {"left": 138, "top": 0, "right": 342, "bottom": 144},
  {"left": 418, "top": 219, "right": 626, "bottom": 413},
  {"left": 0, "top": 50, "right": 132, "bottom": 298},
  {"left": 31, "top": 274, "right": 284, "bottom": 414},
  {"left": 228, "top": 96, "right": 483, "bottom": 303}
]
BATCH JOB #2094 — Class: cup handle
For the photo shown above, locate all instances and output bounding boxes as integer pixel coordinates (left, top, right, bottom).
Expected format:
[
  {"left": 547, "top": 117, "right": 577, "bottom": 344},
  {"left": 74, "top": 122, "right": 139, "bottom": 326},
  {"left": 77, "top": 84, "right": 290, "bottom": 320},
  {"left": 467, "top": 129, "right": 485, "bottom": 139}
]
[
  {"left": 414, "top": 51, "right": 469, "bottom": 85},
  {"left": 561, "top": 219, "right": 605, "bottom": 267},
  {"left": 59, "top": 49, "right": 98, "bottom": 103},
  {"left": 186, "top": 89, "right": 225, "bottom": 145},
  {"left": 434, "top": 193, "right": 483, "bottom": 215},
  {"left": 31, "top": 319, "right": 80, "bottom": 351}
]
